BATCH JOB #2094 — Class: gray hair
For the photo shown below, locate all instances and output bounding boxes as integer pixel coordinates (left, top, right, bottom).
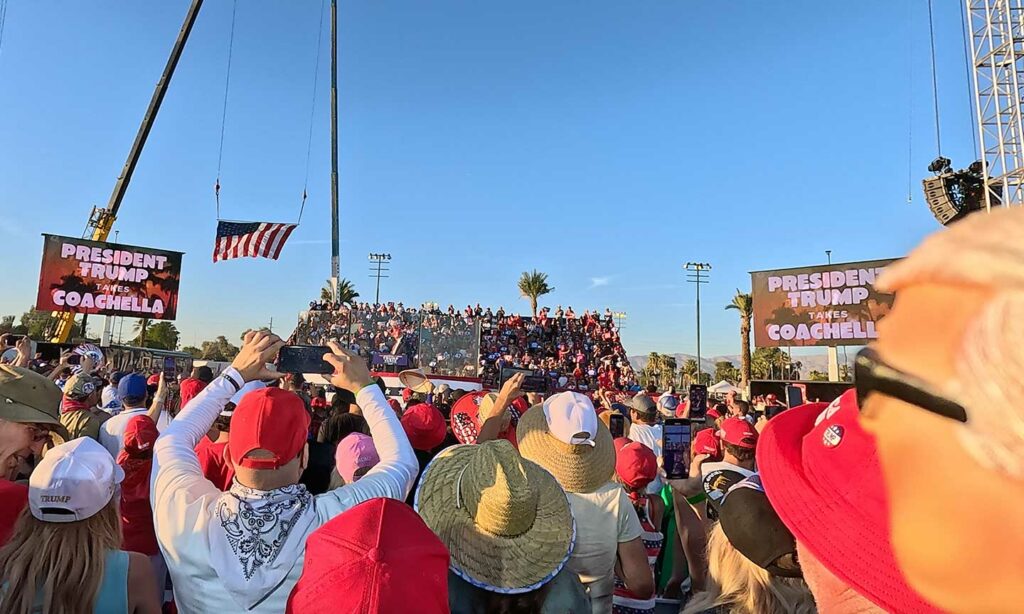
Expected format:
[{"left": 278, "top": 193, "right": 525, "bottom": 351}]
[{"left": 878, "top": 208, "right": 1024, "bottom": 478}]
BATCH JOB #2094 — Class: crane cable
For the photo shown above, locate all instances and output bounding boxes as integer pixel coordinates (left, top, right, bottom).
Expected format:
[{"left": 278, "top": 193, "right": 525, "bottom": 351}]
[
  {"left": 906, "top": 0, "right": 914, "bottom": 203},
  {"left": 0, "top": 0, "right": 8, "bottom": 58},
  {"left": 960, "top": 0, "right": 979, "bottom": 157},
  {"left": 927, "top": 0, "right": 943, "bottom": 155},
  {"left": 215, "top": 0, "right": 239, "bottom": 220},
  {"left": 297, "top": 0, "right": 326, "bottom": 225}
]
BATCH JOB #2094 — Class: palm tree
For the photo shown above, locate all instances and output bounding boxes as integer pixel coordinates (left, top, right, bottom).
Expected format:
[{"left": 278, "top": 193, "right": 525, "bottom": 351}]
[
  {"left": 661, "top": 355, "right": 678, "bottom": 390},
  {"left": 518, "top": 270, "right": 554, "bottom": 318},
  {"left": 725, "top": 290, "right": 754, "bottom": 390},
  {"left": 133, "top": 318, "right": 150, "bottom": 346},
  {"left": 681, "top": 358, "right": 699, "bottom": 387},
  {"left": 320, "top": 278, "right": 360, "bottom": 304}
]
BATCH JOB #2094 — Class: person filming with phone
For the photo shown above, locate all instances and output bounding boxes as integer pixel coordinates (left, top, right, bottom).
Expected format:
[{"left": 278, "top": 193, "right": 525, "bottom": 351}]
[{"left": 150, "top": 331, "right": 417, "bottom": 613}]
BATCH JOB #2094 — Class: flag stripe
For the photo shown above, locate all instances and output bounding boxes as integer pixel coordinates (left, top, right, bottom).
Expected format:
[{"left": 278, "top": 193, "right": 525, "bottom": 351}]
[
  {"left": 271, "top": 225, "right": 296, "bottom": 259},
  {"left": 213, "top": 220, "right": 297, "bottom": 263}
]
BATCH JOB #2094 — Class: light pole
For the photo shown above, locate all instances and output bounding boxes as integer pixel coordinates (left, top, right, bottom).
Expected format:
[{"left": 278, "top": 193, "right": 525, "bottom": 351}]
[
  {"left": 368, "top": 253, "right": 391, "bottom": 305},
  {"left": 612, "top": 311, "right": 627, "bottom": 331},
  {"left": 685, "top": 262, "right": 711, "bottom": 386},
  {"left": 825, "top": 250, "right": 832, "bottom": 265}
]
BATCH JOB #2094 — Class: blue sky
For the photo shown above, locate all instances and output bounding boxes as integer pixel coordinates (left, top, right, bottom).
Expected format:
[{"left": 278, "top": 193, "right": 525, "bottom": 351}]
[{"left": 0, "top": 1, "right": 977, "bottom": 357}]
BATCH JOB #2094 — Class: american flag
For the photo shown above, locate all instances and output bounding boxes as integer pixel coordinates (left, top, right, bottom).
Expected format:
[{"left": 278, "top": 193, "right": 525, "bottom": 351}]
[{"left": 213, "top": 220, "right": 297, "bottom": 262}]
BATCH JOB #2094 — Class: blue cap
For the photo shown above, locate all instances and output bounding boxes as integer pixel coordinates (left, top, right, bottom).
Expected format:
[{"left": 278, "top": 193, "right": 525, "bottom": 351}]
[{"left": 117, "top": 373, "right": 148, "bottom": 402}]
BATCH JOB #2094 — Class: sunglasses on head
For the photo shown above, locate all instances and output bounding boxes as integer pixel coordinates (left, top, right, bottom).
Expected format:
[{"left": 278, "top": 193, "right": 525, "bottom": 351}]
[{"left": 854, "top": 347, "right": 967, "bottom": 423}]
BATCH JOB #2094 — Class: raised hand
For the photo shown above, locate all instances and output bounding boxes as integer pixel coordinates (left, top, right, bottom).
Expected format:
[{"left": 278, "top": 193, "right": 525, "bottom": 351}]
[{"left": 232, "top": 330, "right": 287, "bottom": 382}]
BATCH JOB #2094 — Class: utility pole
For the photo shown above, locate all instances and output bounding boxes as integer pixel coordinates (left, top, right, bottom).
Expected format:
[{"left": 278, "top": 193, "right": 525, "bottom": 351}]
[
  {"left": 825, "top": 250, "right": 832, "bottom": 265},
  {"left": 329, "top": 0, "right": 341, "bottom": 302},
  {"left": 685, "top": 262, "right": 711, "bottom": 386},
  {"left": 368, "top": 253, "right": 391, "bottom": 305}
]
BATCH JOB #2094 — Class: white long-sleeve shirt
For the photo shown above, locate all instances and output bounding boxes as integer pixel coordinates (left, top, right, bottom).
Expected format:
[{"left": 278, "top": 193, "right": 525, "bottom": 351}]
[{"left": 151, "top": 368, "right": 417, "bottom": 613}]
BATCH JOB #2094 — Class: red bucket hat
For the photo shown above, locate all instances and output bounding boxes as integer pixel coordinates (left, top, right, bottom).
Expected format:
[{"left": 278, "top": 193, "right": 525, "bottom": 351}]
[
  {"left": 286, "top": 498, "right": 449, "bottom": 614},
  {"left": 228, "top": 388, "right": 310, "bottom": 470},
  {"left": 401, "top": 403, "right": 447, "bottom": 451},
  {"left": 756, "top": 390, "right": 941, "bottom": 613}
]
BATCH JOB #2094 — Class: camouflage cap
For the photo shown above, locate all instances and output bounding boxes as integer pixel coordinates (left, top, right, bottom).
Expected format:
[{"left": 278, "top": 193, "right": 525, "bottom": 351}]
[
  {"left": 62, "top": 373, "right": 101, "bottom": 401},
  {"left": 0, "top": 365, "right": 62, "bottom": 425}
]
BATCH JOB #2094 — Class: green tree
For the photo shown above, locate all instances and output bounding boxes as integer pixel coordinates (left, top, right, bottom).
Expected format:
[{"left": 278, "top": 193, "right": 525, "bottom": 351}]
[
  {"left": 680, "top": 358, "right": 699, "bottom": 387},
  {"left": 198, "top": 336, "right": 240, "bottom": 361},
  {"left": 320, "top": 278, "right": 360, "bottom": 304},
  {"left": 725, "top": 290, "right": 753, "bottom": 390},
  {"left": 17, "top": 308, "right": 80, "bottom": 339},
  {"left": 808, "top": 370, "right": 829, "bottom": 382},
  {"left": 181, "top": 345, "right": 202, "bottom": 358},
  {"left": 713, "top": 360, "right": 740, "bottom": 384},
  {"left": 661, "top": 355, "right": 678, "bottom": 390},
  {"left": 751, "top": 347, "right": 790, "bottom": 380},
  {"left": 144, "top": 322, "right": 180, "bottom": 350},
  {"left": 517, "top": 270, "right": 554, "bottom": 318},
  {"left": 0, "top": 316, "right": 14, "bottom": 334}
]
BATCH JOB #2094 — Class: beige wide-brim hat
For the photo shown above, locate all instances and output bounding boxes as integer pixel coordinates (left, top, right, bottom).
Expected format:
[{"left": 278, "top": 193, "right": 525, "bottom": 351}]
[
  {"left": 415, "top": 440, "right": 575, "bottom": 593},
  {"left": 398, "top": 368, "right": 435, "bottom": 394},
  {"left": 516, "top": 404, "right": 616, "bottom": 494}
]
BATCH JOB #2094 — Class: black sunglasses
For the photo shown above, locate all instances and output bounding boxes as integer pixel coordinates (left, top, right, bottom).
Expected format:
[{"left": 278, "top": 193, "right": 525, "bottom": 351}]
[{"left": 854, "top": 347, "right": 967, "bottom": 422}]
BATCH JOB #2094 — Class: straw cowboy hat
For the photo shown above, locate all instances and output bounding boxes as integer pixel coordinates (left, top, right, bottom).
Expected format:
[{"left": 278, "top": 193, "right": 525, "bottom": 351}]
[
  {"left": 398, "top": 368, "right": 434, "bottom": 394},
  {"left": 516, "top": 392, "right": 616, "bottom": 494},
  {"left": 415, "top": 440, "right": 575, "bottom": 593}
]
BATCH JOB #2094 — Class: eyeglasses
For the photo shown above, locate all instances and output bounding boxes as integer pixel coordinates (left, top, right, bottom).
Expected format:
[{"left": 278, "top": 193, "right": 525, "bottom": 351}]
[{"left": 854, "top": 347, "right": 967, "bottom": 423}]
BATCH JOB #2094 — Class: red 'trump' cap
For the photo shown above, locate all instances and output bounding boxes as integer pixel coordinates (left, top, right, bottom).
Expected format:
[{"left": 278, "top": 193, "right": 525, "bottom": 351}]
[
  {"left": 719, "top": 417, "right": 759, "bottom": 449},
  {"left": 613, "top": 437, "right": 657, "bottom": 490},
  {"left": 401, "top": 403, "right": 447, "bottom": 451},
  {"left": 228, "top": 388, "right": 310, "bottom": 470}
]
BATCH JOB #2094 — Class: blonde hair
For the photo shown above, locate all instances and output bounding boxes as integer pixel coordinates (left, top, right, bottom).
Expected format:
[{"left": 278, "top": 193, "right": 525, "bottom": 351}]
[
  {"left": 0, "top": 500, "right": 122, "bottom": 614},
  {"left": 877, "top": 207, "right": 1024, "bottom": 478},
  {"left": 682, "top": 524, "right": 816, "bottom": 614}
]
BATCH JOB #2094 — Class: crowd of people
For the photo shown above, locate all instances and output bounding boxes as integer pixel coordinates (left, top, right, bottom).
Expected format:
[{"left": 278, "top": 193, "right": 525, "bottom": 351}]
[
  {"left": 291, "top": 301, "right": 639, "bottom": 389},
  {"left": 1, "top": 208, "right": 1021, "bottom": 613}
]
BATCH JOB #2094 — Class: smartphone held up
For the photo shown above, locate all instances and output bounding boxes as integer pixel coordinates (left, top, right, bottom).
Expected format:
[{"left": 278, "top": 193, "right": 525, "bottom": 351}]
[
  {"left": 662, "top": 418, "right": 692, "bottom": 479},
  {"left": 277, "top": 345, "right": 333, "bottom": 374}
]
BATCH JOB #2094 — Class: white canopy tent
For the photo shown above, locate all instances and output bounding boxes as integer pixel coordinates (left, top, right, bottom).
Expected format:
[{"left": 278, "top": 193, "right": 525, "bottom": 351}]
[{"left": 707, "top": 380, "right": 742, "bottom": 395}]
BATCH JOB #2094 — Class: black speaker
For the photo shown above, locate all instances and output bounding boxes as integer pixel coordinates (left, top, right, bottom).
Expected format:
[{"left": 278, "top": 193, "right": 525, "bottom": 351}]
[{"left": 922, "top": 174, "right": 965, "bottom": 225}]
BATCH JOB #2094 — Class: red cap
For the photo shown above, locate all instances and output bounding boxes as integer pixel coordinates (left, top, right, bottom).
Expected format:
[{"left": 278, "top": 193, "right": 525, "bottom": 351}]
[
  {"left": 613, "top": 437, "right": 657, "bottom": 490},
  {"left": 179, "top": 377, "right": 208, "bottom": 407},
  {"left": 286, "top": 498, "right": 450, "bottom": 614},
  {"left": 692, "top": 428, "right": 722, "bottom": 458},
  {"left": 400, "top": 403, "right": 446, "bottom": 451},
  {"left": 147, "top": 374, "right": 161, "bottom": 386},
  {"left": 757, "top": 390, "right": 941, "bottom": 613},
  {"left": 706, "top": 407, "right": 722, "bottom": 421},
  {"left": 402, "top": 388, "right": 414, "bottom": 402},
  {"left": 719, "top": 417, "right": 759, "bottom": 449},
  {"left": 118, "top": 415, "right": 159, "bottom": 462},
  {"left": 228, "top": 388, "right": 311, "bottom": 469}
]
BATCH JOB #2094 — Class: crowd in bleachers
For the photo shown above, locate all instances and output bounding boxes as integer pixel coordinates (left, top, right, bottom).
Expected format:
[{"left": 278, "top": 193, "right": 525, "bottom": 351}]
[{"left": 291, "top": 302, "right": 638, "bottom": 388}]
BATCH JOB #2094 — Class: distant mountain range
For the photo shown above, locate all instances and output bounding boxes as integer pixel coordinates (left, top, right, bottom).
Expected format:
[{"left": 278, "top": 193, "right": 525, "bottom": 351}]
[{"left": 627, "top": 352, "right": 852, "bottom": 377}]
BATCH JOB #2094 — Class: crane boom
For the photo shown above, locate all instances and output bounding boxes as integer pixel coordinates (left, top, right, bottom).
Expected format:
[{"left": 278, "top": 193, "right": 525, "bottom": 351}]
[{"left": 50, "top": 0, "right": 203, "bottom": 343}]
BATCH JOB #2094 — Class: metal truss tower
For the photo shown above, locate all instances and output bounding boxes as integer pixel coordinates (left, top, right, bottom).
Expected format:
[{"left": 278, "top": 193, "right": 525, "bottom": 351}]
[{"left": 966, "top": 0, "right": 1024, "bottom": 211}]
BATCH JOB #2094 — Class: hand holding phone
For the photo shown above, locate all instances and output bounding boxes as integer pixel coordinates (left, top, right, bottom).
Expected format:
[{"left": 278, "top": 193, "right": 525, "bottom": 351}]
[
  {"left": 278, "top": 345, "right": 334, "bottom": 374},
  {"left": 662, "top": 418, "right": 692, "bottom": 479},
  {"left": 608, "top": 413, "right": 625, "bottom": 438}
]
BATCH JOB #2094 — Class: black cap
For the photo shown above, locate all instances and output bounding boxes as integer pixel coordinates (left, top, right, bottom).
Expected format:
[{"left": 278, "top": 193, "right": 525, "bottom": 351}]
[
  {"left": 718, "top": 475, "right": 801, "bottom": 578},
  {"left": 195, "top": 366, "right": 214, "bottom": 383}
]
